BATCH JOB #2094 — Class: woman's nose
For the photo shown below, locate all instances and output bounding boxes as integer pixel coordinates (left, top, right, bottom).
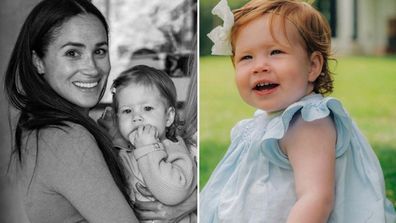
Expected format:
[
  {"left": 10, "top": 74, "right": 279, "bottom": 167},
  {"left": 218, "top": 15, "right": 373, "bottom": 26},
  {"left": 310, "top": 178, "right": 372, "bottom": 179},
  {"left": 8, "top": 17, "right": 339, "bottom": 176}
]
[{"left": 81, "top": 56, "right": 99, "bottom": 76}]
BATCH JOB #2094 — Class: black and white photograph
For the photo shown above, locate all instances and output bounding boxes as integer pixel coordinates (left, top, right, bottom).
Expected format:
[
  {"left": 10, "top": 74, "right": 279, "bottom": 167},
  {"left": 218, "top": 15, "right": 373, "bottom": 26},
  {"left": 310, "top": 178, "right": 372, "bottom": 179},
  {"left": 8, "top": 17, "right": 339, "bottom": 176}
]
[{"left": 0, "top": 0, "right": 197, "bottom": 222}]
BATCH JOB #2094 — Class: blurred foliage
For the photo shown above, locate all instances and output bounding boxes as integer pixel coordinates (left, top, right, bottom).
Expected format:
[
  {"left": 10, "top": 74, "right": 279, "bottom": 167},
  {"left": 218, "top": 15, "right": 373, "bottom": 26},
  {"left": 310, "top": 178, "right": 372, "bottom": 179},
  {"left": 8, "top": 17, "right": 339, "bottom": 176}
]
[{"left": 200, "top": 0, "right": 248, "bottom": 56}]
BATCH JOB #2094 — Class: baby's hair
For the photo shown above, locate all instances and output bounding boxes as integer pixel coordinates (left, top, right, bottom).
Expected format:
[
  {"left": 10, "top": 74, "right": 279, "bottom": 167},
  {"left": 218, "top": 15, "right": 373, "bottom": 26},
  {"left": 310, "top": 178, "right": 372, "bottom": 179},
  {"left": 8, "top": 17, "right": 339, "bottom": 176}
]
[
  {"left": 111, "top": 65, "right": 180, "bottom": 141},
  {"left": 231, "top": 0, "right": 334, "bottom": 95}
]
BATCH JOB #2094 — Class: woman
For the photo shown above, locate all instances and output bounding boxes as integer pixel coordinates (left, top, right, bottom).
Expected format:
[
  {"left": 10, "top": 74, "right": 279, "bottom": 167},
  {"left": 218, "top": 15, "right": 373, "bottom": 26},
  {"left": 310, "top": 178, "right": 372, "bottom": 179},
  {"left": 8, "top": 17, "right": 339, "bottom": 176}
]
[
  {"left": 5, "top": 0, "right": 137, "bottom": 222},
  {"left": 5, "top": 0, "right": 193, "bottom": 222}
]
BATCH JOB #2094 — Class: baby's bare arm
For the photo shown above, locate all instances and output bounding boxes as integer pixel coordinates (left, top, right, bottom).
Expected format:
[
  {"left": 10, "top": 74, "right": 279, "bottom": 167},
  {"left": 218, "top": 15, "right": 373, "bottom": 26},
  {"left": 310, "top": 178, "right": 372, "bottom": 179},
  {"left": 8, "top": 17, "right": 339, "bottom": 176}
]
[{"left": 280, "top": 115, "right": 336, "bottom": 223}]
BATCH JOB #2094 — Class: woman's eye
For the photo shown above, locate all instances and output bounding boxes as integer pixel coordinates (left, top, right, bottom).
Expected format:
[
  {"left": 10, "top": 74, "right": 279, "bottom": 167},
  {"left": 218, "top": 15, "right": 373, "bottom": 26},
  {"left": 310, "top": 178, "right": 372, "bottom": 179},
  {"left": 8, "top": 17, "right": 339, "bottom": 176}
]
[
  {"left": 65, "top": 50, "right": 80, "bottom": 57},
  {"left": 144, "top": 106, "right": 154, "bottom": 112},
  {"left": 270, "top": 49, "right": 283, "bottom": 55},
  {"left": 95, "top": 48, "right": 107, "bottom": 55}
]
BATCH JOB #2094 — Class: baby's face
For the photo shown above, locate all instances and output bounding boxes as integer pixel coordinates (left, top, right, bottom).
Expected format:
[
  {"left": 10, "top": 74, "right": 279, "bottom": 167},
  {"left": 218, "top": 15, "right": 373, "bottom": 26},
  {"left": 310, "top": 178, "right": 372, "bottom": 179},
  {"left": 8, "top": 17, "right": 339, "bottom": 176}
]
[
  {"left": 116, "top": 83, "right": 174, "bottom": 143},
  {"left": 233, "top": 14, "right": 319, "bottom": 112}
]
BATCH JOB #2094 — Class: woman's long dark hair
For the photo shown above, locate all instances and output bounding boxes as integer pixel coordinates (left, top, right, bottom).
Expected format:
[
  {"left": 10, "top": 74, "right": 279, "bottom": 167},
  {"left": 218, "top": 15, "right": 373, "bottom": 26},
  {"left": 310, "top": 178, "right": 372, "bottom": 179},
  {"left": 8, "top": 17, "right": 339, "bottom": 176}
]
[
  {"left": 179, "top": 39, "right": 197, "bottom": 147},
  {"left": 4, "top": 0, "right": 131, "bottom": 205}
]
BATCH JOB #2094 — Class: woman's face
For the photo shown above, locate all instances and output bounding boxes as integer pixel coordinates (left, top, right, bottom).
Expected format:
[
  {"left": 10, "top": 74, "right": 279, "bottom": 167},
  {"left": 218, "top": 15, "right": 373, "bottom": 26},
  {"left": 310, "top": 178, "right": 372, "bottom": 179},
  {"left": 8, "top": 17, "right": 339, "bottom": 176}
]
[{"left": 34, "top": 14, "right": 110, "bottom": 110}]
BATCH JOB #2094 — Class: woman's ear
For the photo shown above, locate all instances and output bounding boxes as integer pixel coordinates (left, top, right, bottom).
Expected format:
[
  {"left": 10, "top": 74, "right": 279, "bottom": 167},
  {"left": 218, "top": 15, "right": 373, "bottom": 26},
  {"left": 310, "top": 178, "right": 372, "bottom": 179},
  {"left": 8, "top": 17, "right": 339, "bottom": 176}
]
[
  {"left": 165, "top": 107, "right": 176, "bottom": 127},
  {"left": 308, "top": 51, "right": 324, "bottom": 82},
  {"left": 32, "top": 51, "right": 45, "bottom": 75}
]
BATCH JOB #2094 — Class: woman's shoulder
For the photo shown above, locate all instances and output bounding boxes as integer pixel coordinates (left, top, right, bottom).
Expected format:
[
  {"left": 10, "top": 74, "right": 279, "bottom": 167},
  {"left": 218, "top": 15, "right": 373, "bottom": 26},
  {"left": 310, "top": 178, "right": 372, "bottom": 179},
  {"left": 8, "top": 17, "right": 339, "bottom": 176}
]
[
  {"left": 37, "top": 122, "right": 100, "bottom": 160},
  {"left": 39, "top": 121, "right": 93, "bottom": 139},
  {"left": 18, "top": 123, "right": 107, "bottom": 193}
]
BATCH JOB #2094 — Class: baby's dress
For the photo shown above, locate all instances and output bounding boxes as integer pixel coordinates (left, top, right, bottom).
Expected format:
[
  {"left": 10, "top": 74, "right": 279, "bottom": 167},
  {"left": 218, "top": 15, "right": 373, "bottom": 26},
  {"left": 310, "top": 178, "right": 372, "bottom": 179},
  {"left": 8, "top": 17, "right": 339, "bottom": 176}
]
[{"left": 200, "top": 94, "right": 396, "bottom": 223}]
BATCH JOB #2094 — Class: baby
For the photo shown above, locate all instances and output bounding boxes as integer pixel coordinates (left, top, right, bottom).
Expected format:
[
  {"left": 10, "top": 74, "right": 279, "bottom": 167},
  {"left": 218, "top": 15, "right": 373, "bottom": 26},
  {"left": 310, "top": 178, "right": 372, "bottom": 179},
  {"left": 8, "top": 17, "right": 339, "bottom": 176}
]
[
  {"left": 111, "top": 65, "right": 196, "bottom": 223},
  {"left": 200, "top": 0, "right": 396, "bottom": 222}
]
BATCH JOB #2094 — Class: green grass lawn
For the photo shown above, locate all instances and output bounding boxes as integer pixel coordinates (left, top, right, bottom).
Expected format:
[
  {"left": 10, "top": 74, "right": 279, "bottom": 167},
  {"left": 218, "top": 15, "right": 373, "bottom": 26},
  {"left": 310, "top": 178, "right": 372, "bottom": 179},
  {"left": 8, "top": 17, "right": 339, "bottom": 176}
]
[{"left": 199, "top": 55, "right": 396, "bottom": 206}]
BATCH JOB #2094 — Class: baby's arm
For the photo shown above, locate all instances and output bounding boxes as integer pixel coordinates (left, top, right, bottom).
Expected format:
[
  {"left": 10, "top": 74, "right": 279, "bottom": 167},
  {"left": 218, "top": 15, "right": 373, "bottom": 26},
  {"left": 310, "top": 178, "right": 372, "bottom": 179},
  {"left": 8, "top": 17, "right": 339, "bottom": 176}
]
[
  {"left": 131, "top": 125, "right": 196, "bottom": 205},
  {"left": 280, "top": 115, "right": 336, "bottom": 223}
]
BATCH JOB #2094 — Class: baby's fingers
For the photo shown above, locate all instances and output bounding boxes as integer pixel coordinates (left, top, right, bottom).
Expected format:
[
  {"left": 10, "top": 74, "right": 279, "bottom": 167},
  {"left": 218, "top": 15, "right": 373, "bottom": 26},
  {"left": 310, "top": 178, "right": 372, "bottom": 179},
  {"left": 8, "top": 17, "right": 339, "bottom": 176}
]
[
  {"left": 134, "top": 200, "right": 165, "bottom": 221},
  {"left": 139, "top": 125, "right": 157, "bottom": 137},
  {"left": 134, "top": 208, "right": 166, "bottom": 221},
  {"left": 134, "top": 200, "right": 161, "bottom": 211},
  {"left": 128, "top": 131, "right": 137, "bottom": 146},
  {"left": 136, "top": 125, "right": 145, "bottom": 136},
  {"left": 147, "top": 125, "right": 159, "bottom": 138},
  {"left": 136, "top": 182, "right": 154, "bottom": 198}
]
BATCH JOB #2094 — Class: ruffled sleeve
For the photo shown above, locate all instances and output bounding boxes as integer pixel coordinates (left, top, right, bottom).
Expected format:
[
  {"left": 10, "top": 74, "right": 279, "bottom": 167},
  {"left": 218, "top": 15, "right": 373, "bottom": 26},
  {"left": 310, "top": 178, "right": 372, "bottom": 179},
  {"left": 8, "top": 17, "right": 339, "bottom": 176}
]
[{"left": 259, "top": 95, "right": 353, "bottom": 169}]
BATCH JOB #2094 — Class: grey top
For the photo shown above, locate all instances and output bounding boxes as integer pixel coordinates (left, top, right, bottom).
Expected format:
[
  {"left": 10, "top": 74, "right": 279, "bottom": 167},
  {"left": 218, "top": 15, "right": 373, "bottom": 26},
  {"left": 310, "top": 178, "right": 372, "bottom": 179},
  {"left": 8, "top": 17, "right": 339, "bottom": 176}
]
[{"left": 11, "top": 122, "right": 137, "bottom": 223}]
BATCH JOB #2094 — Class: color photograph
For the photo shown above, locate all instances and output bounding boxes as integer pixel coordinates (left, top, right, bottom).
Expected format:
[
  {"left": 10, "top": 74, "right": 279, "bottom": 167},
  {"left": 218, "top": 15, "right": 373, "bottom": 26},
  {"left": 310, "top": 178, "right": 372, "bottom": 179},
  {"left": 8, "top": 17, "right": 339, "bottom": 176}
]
[{"left": 199, "top": 0, "right": 396, "bottom": 222}]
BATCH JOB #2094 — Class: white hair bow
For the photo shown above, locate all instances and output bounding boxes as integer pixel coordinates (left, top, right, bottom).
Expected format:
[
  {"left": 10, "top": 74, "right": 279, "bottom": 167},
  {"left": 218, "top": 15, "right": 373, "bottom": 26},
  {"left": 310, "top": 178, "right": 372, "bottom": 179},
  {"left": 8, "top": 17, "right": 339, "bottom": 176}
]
[{"left": 207, "top": 0, "right": 234, "bottom": 55}]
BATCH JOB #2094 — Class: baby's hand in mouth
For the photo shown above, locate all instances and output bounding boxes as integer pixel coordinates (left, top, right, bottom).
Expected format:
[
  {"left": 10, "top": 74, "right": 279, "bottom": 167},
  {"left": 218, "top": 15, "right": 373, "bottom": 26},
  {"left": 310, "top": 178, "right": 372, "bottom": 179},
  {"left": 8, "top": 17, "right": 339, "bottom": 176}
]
[{"left": 128, "top": 125, "right": 158, "bottom": 148}]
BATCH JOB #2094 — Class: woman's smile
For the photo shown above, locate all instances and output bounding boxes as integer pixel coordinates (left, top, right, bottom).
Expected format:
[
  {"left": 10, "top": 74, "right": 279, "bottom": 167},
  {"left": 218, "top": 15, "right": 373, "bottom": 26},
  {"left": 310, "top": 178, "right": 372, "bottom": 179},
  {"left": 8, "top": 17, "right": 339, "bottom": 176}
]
[{"left": 73, "top": 80, "right": 100, "bottom": 89}]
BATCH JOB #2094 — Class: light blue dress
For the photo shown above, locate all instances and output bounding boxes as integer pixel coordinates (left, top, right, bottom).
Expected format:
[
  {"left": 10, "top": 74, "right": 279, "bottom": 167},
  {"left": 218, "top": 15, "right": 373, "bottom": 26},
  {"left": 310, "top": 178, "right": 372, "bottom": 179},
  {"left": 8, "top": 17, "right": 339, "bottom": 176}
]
[{"left": 200, "top": 94, "right": 396, "bottom": 223}]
